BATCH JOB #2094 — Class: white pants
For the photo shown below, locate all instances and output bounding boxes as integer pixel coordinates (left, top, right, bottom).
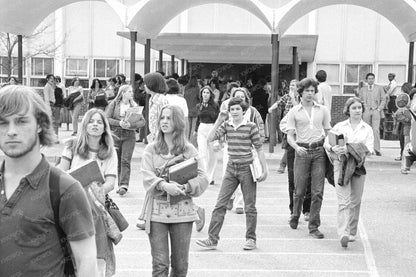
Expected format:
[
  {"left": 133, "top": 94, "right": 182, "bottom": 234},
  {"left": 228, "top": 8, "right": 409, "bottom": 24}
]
[
  {"left": 197, "top": 123, "right": 218, "bottom": 182},
  {"left": 334, "top": 161, "right": 365, "bottom": 238}
]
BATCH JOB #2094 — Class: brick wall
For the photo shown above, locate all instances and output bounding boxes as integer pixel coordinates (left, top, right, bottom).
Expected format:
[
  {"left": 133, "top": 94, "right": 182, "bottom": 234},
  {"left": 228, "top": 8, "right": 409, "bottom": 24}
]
[{"left": 330, "top": 95, "right": 350, "bottom": 126}]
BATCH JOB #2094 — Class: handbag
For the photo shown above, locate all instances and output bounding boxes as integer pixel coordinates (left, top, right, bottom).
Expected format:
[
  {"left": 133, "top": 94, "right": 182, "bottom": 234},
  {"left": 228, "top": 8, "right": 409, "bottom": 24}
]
[{"left": 105, "top": 194, "right": 129, "bottom": 232}]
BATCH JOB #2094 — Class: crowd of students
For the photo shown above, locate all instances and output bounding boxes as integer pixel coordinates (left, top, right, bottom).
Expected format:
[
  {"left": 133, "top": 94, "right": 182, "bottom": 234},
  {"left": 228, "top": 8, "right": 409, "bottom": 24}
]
[{"left": 2, "top": 68, "right": 415, "bottom": 276}]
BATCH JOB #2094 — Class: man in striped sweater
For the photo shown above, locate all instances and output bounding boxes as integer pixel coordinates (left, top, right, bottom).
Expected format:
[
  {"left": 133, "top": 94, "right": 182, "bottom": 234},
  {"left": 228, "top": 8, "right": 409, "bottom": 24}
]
[{"left": 196, "top": 98, "right": 268, "bottom": 251}]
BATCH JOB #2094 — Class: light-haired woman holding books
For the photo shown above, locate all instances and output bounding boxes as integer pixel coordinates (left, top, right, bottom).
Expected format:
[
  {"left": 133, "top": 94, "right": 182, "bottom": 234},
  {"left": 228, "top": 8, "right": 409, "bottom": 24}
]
[
  {"left": 140, "top": 105, "right": 208, "bottom": 276},
  {"left": 58, "top": 108, "right": 118, "bottom": 276},
  {"left": 324, "top": 97, "right": 373, "bottom": 248},
  {"left": 106, "top": 84, "right": 137, "bottom": 196}
]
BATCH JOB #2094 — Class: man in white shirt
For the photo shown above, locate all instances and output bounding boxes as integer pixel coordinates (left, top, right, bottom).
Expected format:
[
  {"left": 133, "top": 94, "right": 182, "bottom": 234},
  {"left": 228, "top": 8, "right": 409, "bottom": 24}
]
[
  {"left": 385, "top": 73, "right": 400, "bottom": 114},
  {"left": 315, "top": 70, "right": 332, "bottom": 112}
]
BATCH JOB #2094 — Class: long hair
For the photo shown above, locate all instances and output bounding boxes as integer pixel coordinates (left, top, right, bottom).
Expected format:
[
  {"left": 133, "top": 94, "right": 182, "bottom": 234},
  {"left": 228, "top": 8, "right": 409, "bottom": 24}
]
[
  {"left": 199, "top": 86, "right": 216, "bottom": 107},
  {"left": 72, "top": 108, "right": 115, "bottom": 160},
  {"left": 114, "top": 84, "right": 135, "bottom": 105},
  {"left": 0, "top": 85, "right": 56, "bottom": 146},
  {"left": 90, "top": 79, "right": 103, "bottom": 90},
  {"left": 155, "top": 105, "right": 187, "bottom": 156},
  {"left": 231, "top": 87, "right": 251, "bottom": 105},
  {"left": 144, "top": 72, "right": 167, "bottom": 94}
]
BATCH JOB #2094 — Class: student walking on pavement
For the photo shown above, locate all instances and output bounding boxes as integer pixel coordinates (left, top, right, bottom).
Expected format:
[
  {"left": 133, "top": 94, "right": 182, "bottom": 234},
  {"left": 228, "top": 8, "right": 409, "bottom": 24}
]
[
  {"left": 324, "top": 97, "right": 373, "bottom": 248},
  {"left": 196, "top": 98, "right": 268, "bottom": 251},
  {"left": 140, "top": 105, "right": 208, "bottom": 276},
  {"left": 0, "top": 85, "right": 98, "bottom": 276},
  {"left": 286, "top": 78, "right": 331, "bottom": 239}
]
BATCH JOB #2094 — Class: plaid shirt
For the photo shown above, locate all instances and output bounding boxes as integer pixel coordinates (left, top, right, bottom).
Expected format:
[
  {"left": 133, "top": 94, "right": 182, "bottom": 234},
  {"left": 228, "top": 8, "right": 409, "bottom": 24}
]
[{"left": 278, "top": 94, "right": 297, "bottom": 117}]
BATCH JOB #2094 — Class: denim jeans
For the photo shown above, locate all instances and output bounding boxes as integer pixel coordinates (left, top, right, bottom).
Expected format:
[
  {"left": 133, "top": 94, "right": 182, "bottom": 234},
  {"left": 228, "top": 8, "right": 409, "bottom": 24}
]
[
  {"left": 71, "top": 103, "right": 82, "bottom": 133},
  {"left": 112, "top": 127, "right": 136, "bottom": 189},
  {"left": 148, "top": 221, "right": 193, "bottom": 277},
  {"left": 208, "top": 162, "right": 257, "bottom": 243},
  {"left": 293, "top": 146, "right": 326, "bottom": 232},
  {"left": 287, "top": 146, "right": 311, "bottom": 215}
]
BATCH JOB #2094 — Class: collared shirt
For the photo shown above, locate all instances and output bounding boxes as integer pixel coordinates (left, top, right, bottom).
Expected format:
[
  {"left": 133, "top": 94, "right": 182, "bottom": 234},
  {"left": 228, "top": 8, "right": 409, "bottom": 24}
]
[
  {"left": 0, "top": 156, "right": 95, "bottom": 277},
  {"left": 324, "top": 119, "right": 374, "bottom": 154},
  {"left": 387, "top": 79, "right": 400, "bottom": 96},
  {"left": 286, "top": 102, "right": 331, "bottom": 144},
  {"left": 315, "top": 82, "right": 332, "bottom": 111},
  {"left": 43, "top": 82, "right": 55, "bottom": 111},
  {"left": 359, "top": 84, "right": 386, "bottom": 110},
  {"left": 213, "top": 118, "right": 262, "bottom": 164}
]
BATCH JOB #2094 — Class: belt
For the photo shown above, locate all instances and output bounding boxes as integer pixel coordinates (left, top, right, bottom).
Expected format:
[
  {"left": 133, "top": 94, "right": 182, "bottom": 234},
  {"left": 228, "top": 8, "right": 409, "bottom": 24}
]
[{"left": 297, "top": 139, "right": 324, "bottom": 149}]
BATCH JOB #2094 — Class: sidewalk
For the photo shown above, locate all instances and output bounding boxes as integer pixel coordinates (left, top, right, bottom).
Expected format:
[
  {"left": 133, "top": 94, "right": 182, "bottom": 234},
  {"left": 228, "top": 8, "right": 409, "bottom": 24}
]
[{"left": 41, "top": 126, "right": 402, "bottom": 167}]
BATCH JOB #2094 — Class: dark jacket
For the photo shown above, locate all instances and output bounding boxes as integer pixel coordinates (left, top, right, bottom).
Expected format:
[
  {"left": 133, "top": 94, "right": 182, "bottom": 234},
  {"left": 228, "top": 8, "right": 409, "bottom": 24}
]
[{"left": 338, "top": 143, "right": 369, "bottom": 186}]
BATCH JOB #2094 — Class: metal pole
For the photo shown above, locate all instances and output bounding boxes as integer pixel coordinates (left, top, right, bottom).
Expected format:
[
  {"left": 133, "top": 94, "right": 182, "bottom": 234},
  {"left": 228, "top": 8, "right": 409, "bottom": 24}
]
[
  {"left": 171, "top": 55, "right": 175, "bottom": 75},
  {"left": 130, "top": 31, "right": 137, "bottom": 90},
  {"left": 408, "top": 41, "right": 414, "bottom": 84},
  {"left": 269, "top": 34, "right": 279, "bottom": 153},
  {"left": 159, "top": 50, "right": 163, "bottom": 72},
  {"left": 17, "top": 35, "right": 23, "bottom": 83},
  {"left": 181, "top": 59, "right": 185, "bottom": 75},
  {"left": 144, "top": 39, "right": 151, "bottom": 74},
  {"left": 292, "top": 46, "right": 299, "bottom": 80}
]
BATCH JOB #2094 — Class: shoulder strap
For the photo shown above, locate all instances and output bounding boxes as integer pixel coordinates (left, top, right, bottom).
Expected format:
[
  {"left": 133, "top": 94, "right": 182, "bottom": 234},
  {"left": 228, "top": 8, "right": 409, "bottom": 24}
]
[{"left": 49, "top": 167, "right": 76, "bottom": 276}]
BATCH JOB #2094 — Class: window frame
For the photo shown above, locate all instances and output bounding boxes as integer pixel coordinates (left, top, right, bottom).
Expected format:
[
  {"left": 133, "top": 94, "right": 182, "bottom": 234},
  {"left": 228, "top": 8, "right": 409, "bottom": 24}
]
[
  {"left": 93, "top": 58, "right": 120, "bottom": 79},
  {"left": 65, "top": 58, "right": 89, "bottom": 78},
  {"left": 343, "top": 63, "right": 373, "bottom": 94}
]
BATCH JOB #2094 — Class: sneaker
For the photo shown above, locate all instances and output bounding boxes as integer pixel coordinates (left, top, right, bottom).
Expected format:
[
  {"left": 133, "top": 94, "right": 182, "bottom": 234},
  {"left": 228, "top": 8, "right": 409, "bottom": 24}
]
[
  {"left": 136, "top": 221, "right": 145, "bottom": 230},
  {"left": 277, "top": 167, "right": 285, "bottom": 174},
  {"left": 117, "top": 187, "right": 127, "bottom": 196},
  {"left": 243, "top": 239, "right": 256, "bottom": 250},
  {"left": 309, "top": 229, "right": 324, "bottom": 239},
  {"left": 196, "top": 238, "right": 217, "bottom": 250},
  {"left": 304, "top": 212, "right": 310, "bottom": 222},
  {"left": 340, "top": 235, "right": 349, "bottom": 248},
  {"left": 289, "top": 216, "right": 299, "bottom": 229},
  {"left": 235, "top": 207, "right": 244, "bottom": 214},
  {"left": 395, "top": 156, "right": 402, "bottom": 161},
  {"left": 226, "top": 198, "right": 234, "bottom": 210},
  {"left": 349, "top": 235, "right": 356, "bottom": 242},
  {"left": 401, "top": 169, "right": 409, "bottom": 175},
  {"left": 375, "top": 150, "right": 382, "bottom": 156},
  {"left": 195, "top": 207, "right": 205, "bottom": 232}
]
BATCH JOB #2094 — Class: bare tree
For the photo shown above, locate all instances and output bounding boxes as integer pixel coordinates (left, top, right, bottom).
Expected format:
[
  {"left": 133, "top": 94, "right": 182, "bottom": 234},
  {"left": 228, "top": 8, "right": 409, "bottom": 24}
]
[{"left": 0, "top": 24, "right": 64, "bottom": 78}]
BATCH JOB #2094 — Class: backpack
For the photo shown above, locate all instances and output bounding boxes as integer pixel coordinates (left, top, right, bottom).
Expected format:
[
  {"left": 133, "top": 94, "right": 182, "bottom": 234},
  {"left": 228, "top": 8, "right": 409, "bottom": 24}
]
[{"left": 49, "top": 167, "right": 76, "bottom": 277}]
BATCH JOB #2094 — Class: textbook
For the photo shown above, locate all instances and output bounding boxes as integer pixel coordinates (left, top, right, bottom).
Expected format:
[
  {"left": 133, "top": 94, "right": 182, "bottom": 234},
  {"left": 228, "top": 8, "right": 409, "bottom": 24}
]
[
  {"left": 168, "top": 157, "right": 198, "bottom": 185},
  {"left": 250, "top": 150, "right": 262, "bottom": 181},
  {"left": 124, "top": 106, "right": 145, "bottom": 130},
  {"left": 328, "top": 130, "right": 345, "bottom": 147},
  {"left": 67, "top": 159, "right": 105, "bottom": 187}
]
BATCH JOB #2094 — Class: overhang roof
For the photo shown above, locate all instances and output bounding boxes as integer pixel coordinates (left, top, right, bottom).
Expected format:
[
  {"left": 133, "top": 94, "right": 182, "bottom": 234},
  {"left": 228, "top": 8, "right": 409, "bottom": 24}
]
[{"left": 117, "top": 32, "right": 318, "bottom": 64}]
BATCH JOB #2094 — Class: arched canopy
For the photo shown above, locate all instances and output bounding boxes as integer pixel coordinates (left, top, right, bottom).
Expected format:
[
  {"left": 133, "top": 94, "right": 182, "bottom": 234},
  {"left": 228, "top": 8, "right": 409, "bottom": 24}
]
[
  {"left": 127, "top": 0, "right": 273, "bottom": 38},
  {"left": 0, "top": 0, "right": 125, "bottom": 35},
  {"left": 276, "top": 0, "right": 416, "bottom": 42}
]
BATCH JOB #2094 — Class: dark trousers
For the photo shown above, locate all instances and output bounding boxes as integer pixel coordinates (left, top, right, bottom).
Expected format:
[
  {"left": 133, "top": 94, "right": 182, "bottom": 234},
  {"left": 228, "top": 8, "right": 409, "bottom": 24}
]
[
  {"left": 293, "top": 147, "right": 326, "bottom": 232},
  {"left": 148, "top": 221, "right": 193, "bottom": 277},
  {"left": 287, "top": 146, "right": 311, "bottom": 215}
]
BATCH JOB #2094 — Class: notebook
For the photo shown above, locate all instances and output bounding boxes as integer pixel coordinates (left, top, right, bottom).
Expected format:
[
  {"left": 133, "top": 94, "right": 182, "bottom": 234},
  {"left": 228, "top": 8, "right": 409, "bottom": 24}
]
[{"left": 67, "top": 159, "right": 105, "bottom": 187}]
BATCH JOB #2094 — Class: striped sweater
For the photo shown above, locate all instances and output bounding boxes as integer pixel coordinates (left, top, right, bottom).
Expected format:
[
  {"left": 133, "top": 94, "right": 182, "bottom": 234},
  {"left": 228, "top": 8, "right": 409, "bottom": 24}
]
[{"left": 214, "top": 119, "right": 262, "bottom": 164}]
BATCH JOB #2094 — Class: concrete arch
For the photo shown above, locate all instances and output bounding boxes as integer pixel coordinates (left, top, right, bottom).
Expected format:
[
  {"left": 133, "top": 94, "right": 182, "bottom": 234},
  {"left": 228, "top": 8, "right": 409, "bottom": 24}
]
[
  {"left": 0, "top": 0, "right": 125, "bottom": 35},
  {"left": 276, "top": 0, "right": 416, "bottom": 42},
  {"left": 127, "top": 0, "right": 273, "bottom": 38}
]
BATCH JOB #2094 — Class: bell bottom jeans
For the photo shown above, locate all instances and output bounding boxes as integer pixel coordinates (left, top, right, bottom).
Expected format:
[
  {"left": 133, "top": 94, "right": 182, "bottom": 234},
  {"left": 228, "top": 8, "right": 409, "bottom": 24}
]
[
  {"left": 112, "top": 127, "right": 136, "bottom": 190},
  {"left": 148, "top": 221, "right": 193, "bottom": 277},
  {"left": 293, "top": 146, "right": 326, "bottom": 232}
]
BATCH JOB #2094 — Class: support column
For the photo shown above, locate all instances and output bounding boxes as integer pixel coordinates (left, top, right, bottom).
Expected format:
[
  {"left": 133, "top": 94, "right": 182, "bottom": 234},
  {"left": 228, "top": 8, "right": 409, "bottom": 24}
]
[
  {"left": 17, "top": 35, "right": 23, "bottom": 83},
  {"left": 144, "top": 39, "right": 151, "bottom": 74},
  {"left": 181, "top": 59, "right": 185, "bottom": 75},
  {"left": 171, "top": 55, "right": 175, "bottom": 75},
  {"left": 159, "top": 50, "right": 163, "bottom": 72},
  {"left": 269, "top": 34, "right": 280, "bottom": 153},
  {"left": 408, "top": 41, "right": 414, "bottom": 84},
  {"left": 144, "top": 38, "right": 151, "bottom": 144},
  {"left": 292, "top": 46, "right": 299, "bottom": 80},
  {"left": 130, "top": 31, "right": 137, "bottom": 90},
  {"left": 186, "top": 60, "right": 190, "bottom": 75}
]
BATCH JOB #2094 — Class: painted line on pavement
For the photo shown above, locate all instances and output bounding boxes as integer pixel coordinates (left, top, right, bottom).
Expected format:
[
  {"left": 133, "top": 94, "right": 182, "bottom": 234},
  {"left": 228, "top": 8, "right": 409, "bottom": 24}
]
[{"left": 358, "top": 219, "right": 379, "bottom": 277}]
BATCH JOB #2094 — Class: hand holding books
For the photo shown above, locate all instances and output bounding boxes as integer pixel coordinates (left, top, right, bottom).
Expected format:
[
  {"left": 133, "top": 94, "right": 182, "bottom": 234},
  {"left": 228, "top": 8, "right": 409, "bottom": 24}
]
[{"left": 328, "top": 130, "right": 347, "bottom": 156}]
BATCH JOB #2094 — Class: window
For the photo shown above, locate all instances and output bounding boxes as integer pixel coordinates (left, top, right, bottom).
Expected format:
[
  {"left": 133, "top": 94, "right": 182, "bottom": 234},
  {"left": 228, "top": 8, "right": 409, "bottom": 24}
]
[
  {"left": 66, "top": 58, "right": 88, "bottom": 77},
  {"left": 155, "top": 61, "right": 178, "bottom": 76},
  {"left": 93, "top": 59, "right": 119, "bottom": 78},
  {"left": 64, "top": 78, "right": 89, "bottom": 88},
  {"left": 0, "top": 56, "right": 26, "bottom": 76},
  {"left": 30, "top": 57, "right": 53, "bottom": 87},
  {"left": 316, "top": 63, "right": 340, "bottom": 94},
  {"left": 377, "top": 64, "right": 406, "bottom": 85},
  {"left": 125, "top": 60, "right": 145, "bottom": 79},
  {"left": 343, "top": 64, "right": 373, "bottom": 94}
]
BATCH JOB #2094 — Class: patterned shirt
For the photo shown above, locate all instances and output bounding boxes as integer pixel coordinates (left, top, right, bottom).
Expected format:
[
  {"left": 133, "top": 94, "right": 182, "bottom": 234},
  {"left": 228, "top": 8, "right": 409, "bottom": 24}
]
[
  {"left": 278, "top": 93, "right": 297, "bottom": 117},
  {"left": 213, "top": 118, "right": 262, "bottom": 164}
]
